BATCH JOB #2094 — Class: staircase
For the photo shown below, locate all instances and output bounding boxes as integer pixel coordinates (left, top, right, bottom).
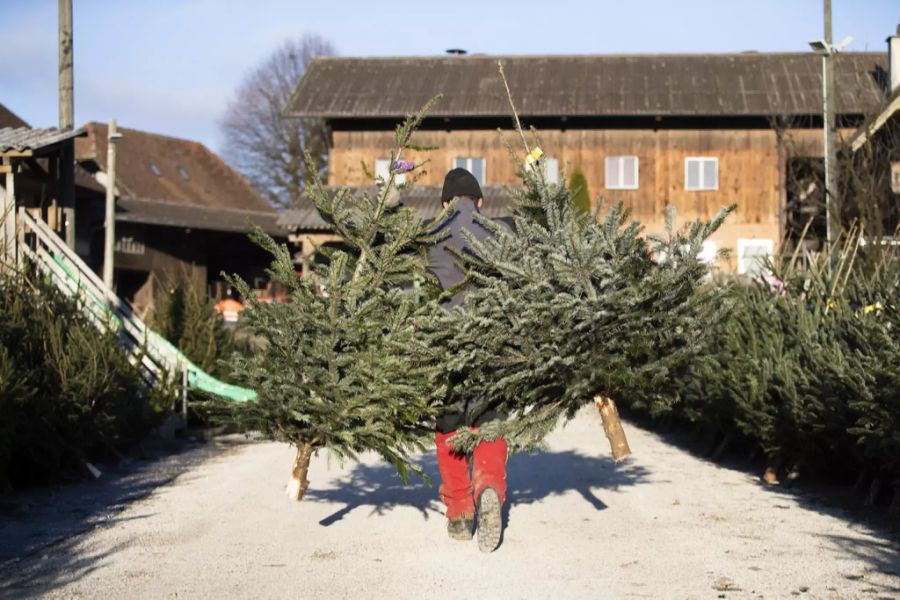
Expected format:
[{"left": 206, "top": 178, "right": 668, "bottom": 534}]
[{"left": 16, "top": 208, "right": 256, "bottom": 403}]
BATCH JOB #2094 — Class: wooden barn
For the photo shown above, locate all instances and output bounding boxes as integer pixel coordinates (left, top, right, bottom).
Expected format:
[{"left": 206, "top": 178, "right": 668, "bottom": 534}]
[
  {"left": 73, "top": 123, "right": 284, "bottom": 306},
  {"left": 0, "top": 102, "right": 84, "bottom": 255},
  {"left": 282, "top": 50, "right": 894, "bottom": 274}
]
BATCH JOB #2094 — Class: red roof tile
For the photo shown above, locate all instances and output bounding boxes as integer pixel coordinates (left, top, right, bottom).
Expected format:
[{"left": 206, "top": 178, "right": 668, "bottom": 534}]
[{"left": 75, "top": 123, "right": 274, "bottom": 214}]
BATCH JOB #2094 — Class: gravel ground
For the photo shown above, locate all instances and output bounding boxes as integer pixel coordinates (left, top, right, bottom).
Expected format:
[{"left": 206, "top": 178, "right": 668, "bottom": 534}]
[{"left": 1, "top": 407, "right": 899, "bottom": 600}]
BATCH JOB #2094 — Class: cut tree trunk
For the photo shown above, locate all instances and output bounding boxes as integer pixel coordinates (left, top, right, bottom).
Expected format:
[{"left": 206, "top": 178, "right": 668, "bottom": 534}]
[
  {"left": 864, "top": 477, "right": 883, "bottom": 508},
  {"left": 702, "top": 430, "right": 720, "bottom": 457},
  {"left": 594, "top": 396, "right": 631, "bottom": 462},
  {"left": 710, "top": 433, "right": 733, "bottom": 462},
  {"left": 747, "top": 446, "right": 761, "bottom": 464},
  {"left": 287, "top": 442, "right": 315, "bottom": 501},
  {"left": 762, "top": 457, "right": 782, "bottom": 485},
  {"left": 889, "top": 483, "right": 900, "bottom": 516}
]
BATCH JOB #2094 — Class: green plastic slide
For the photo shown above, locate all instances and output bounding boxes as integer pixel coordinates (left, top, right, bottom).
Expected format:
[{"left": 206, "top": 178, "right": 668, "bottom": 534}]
[{"left": 50, "top": 254, "right": 256, "bottom": 402}]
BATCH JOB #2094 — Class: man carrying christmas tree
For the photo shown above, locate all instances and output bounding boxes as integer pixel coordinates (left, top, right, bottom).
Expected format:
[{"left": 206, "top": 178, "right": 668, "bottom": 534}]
[{"left": 427, "top": 167, "right": 508, "bottom": 553}]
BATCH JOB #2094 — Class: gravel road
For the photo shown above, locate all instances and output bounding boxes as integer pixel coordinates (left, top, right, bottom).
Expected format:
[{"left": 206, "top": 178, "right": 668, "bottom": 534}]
[{"left": 2, "top": 407, "right": 899, "bottom": 600}]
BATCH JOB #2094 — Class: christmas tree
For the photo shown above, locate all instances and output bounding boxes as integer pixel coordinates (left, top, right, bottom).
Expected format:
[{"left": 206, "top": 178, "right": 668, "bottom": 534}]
[
  {"left": 419, "top": 66, "right": 735, "bottom": 453},
  {"left": 205, "top": 99, "right": 451, "bottom": 500},
  {"left": 568, "top": 168, "right": 591, "bottom": 215},
  {"left": 670, "top": 236, "right": 900, "bottom": 491}
]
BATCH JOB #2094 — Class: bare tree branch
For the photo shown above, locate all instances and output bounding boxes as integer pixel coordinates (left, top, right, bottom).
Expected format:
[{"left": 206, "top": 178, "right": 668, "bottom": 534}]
[{"left": 220, "top": 34, "right": 335, "bottom": 210}]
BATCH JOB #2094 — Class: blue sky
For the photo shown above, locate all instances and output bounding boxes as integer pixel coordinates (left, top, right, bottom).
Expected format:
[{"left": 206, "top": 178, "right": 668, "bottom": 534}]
[{"left": 1, "top": 0, "right": 897, "bottom": 153}]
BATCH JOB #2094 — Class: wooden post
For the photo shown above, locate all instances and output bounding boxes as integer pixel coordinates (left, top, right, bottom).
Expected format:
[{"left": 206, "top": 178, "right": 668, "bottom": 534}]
[
  {"left": 103, "top": 119, "right": 119, "bottom": 288},
  {"left": 16, "top": 206, "right": 26, "bottom": 268},
  {"left": 2, "top": 157, "right": 15, "bottom": 261},
  {"left": 822, "top": 0, "right": 838, "bottom": 252},
  {"left": 181, "top": 365, "right": 189, "bottom": 424},
  {"left": 594, "top": 395, "right": 631, "bottom": 462},
  {"left": 58, "top": 0, "right": 73, "bottom": 130},
  {"left": 58, "top": 0, "right": 76, "bottom": 250},
  {"left": 287, "top": 442, "right": 315, "bottom": 501}
]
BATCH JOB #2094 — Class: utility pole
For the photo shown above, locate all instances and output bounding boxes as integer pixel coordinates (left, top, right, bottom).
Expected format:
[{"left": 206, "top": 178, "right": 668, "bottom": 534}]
[
  {"left": 58, "top": 0, "right": 76, "bottom": 250},
  {"left": 103, "top": 119, "right": 121, "bottom": 289},
  {"left": 822, "top": 0, "right": 838, "bottom": 251},
  {"left": 59, "top": 0, "right": 73, "bottom": 129}
]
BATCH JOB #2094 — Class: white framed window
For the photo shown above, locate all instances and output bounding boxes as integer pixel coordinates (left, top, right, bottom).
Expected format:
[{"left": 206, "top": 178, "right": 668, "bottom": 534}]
[
  {"left": 737, "top": 238, "right": 774, "bottom": 276},
  {"left": 605, "top": 156, "right": 639, "bottom": 190},
  {"left": 698, "top": 240, "right": 718, "bottom": 264},
  {"left": 374, "top": 158, "right": 405, "bottom": 184},
  {"left": 542, "top": 157, "right": 560, "bottom": 184},
  {"left": 685, "top": 157, "right": 718, "bottom": 191},
  {"left": 452, "top": 157, "right": 486, "bottom": 186}
]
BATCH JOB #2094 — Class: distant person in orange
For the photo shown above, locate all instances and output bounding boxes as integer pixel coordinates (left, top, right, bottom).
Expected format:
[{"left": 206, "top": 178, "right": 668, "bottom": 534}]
[{"left": 215, "top": 289, "right": 244, "bottom": 324}]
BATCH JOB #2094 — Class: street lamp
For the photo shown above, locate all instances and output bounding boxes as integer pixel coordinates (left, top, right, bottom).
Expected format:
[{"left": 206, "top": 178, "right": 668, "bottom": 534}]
[
  {"left": 808, "top": 34, "right": 852, "bottom": 252},
  {"left": 808, "top": 36, "right": 852, "bottom": 53}
]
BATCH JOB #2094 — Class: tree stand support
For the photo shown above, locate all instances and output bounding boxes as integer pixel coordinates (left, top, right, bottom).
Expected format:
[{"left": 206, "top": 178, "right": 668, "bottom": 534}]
[
  {"left": 287, "top": 442, "right": 315, "bottom": 501},
  {"left": 595, "top": 396, "right": 631, "bottom": 462}
]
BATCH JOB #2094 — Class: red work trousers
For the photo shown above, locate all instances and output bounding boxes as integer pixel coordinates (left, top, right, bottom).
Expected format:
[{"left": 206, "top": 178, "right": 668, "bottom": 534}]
[{"left": 434, "top": 429, "right": 508, "bottom": 520}]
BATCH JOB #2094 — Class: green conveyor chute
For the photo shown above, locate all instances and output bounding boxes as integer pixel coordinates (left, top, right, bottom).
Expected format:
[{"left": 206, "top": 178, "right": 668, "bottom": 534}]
[{"left": 50, "top": 254, "right": 256, "bottom": 402}]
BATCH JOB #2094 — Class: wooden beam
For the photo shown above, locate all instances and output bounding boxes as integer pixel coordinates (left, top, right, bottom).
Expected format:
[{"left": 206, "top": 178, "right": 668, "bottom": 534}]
[
  {"left": 0, "top": 150, "right": 34, "bottom": 158},
  {"left": 3, "top": 157, "right": 16, "bottom": 260}
]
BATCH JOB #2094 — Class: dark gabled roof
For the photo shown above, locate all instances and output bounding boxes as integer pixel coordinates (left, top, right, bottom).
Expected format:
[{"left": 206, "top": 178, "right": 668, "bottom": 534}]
[
  {"left": 0, "top": 127, "right": 86, "bottom": 154},
  {"left": 278, "top": 185, "right": 514, "bottom": 231},
  {"left": 75, "top": 122, "right": 274, "bottom": 215},
  {"left": 0, "top": 103, "right": 29, "bottom": 128},
  {"left": 116, "top": 197, "right": 283, "bottom": 236},
  {"left": 287, "top": 53, "right": 888, "bottom": 119}
]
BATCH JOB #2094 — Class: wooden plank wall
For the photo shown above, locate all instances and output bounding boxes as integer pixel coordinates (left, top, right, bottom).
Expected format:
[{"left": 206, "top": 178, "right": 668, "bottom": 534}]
[
  {"left": 329, "top": 127, "right": 828, "bottom": 269},
  {"left": 114, "top": 225, "right": 207, "bottom": 297}
]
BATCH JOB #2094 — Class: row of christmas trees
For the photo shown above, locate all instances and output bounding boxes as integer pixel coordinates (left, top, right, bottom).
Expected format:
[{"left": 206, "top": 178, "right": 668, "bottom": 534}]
[
  {"left": 630, "top": 232, "right": 900, "bottom": 509},
  {"left": 208, "top": 84, "right": 898, "bottom": 509},
  {"left": 0, "top": 264, "right": 171, "bottom": 489}
]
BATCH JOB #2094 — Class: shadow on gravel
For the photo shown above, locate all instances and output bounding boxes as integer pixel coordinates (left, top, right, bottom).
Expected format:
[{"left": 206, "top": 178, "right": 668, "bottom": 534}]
[
  {"left": 818, "top": 534, "right": 900, "bottom": 595},
  {"left": 307, "top": 449, "right": 651, "bottom": 528},
  {"left": 0, "top": 434, "right": 255, "bottom": 600},
  {"left": 624, "top": 416, "right": 900, "bottom": 582}
]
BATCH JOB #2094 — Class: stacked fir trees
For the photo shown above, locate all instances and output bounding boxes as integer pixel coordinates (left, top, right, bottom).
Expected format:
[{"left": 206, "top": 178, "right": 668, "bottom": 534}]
[
  {"left": 212, "top": 100, "right": 452, "bottom": 500},
  {"left": 417, "top": 93, "right": 733, "bottom": 452},
  {"left": 214, "top": 74, "right": 734, "bottom": 499}
]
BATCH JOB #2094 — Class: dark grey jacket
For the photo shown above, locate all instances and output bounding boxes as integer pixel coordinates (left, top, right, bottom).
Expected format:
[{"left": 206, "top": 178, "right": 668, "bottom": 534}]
[
  {"left": 426, "top": 196, "right": 509, "bottom": 433},
  {"left": 426, "top": 197, "right": 496, "bottom": 308}
]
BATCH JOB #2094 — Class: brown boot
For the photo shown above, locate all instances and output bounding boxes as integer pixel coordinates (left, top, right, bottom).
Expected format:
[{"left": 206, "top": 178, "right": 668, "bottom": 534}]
[{"left": 446, "top": 514, "right": 474, "bottom": 541}]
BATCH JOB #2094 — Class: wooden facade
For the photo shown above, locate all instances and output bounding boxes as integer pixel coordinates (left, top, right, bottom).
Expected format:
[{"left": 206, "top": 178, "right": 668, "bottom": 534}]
[
  {"left": 286, "top": 53, "right": 891, "bottom": 273},
  {"left": 327, "top": 127, "right": 832, "bottom": 271}
]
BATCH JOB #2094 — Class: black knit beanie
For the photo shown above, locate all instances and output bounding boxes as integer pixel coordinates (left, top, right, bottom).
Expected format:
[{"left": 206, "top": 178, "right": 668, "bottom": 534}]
[{"left": 441, "top": 168, "right": 483, "bottom": 203}]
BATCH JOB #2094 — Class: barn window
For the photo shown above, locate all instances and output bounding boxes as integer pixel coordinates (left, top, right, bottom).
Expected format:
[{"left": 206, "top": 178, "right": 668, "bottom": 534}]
[
  {"left": 452, "top": 157, "right": 486, "bottom": 186},
  {"left": 374, "top": 158, "right": 405, "bottom": 184},
  {"left": 699, "top": 240, "right": 718, "bottom": 264},
  {"left": 177, "top": 166, "right": 191, "bottom": 181},
  {"left": 542, "top": 157, "right": 560, "bottom": 183},
  {"left": 148, "top": 163, "right": 161, "bottom": 177},
  {"left": 605, "top": 156, "right": 639, "bottom": 190},
  {"left": 685, "top": 157, "right": 718, "bottom": 191},
  {"left": 737, "top": 238, "right": 774, "bottom": 276}
]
